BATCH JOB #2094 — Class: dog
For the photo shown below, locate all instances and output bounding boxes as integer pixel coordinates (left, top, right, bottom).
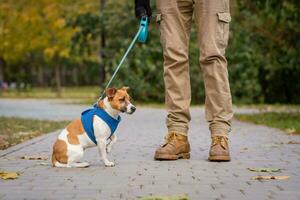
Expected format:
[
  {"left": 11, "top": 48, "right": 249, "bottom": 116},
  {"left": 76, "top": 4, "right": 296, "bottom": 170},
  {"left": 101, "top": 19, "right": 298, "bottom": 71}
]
[{"left": 51, "top": 87, "right": 136, "bottom": 167}]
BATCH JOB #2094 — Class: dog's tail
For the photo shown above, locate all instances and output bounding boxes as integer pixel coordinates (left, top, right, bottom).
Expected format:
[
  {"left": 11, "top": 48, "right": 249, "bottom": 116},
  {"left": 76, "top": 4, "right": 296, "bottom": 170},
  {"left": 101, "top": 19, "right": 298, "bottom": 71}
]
[
  {"left": 54, "top": 160, "right": 89, "bottom": 168},
  {"left": 70, "top": 162, "right": 90, "bottom": 168},
  {"left": 51, "top": 153, "right": 57, "bottom": 167},
  {"left": 54, "top": 161, "right": 70, "bottom": 168},
  {"left": 51, "top": 153, "right": 69, "bottom": 168},
  {"left": 52, "top": 153, "right": 89, "bottom": 168}
]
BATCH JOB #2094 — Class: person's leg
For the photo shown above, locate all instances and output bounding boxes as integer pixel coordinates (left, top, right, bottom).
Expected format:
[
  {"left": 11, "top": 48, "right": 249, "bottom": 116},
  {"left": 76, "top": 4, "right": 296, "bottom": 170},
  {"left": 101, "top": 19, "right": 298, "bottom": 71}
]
[
  {"left": 194, "top": 0, "right": 233, "bottom": 161},
  {"left": 156, "top": 0, "right": 193, "bottom": 135},
  {"left": 154, "top": 0, "right": 194, "bottom": 160}
]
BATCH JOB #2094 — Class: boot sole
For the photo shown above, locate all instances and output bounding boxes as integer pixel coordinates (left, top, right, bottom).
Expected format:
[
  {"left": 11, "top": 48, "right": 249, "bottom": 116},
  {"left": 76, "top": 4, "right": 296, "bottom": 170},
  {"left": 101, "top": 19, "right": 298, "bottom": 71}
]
[
  {"left": 154, "top": 152, "right": 190, "bottom": 160},
  {"left": 208, "top": 155, "right": 231, "bottom": 162}
]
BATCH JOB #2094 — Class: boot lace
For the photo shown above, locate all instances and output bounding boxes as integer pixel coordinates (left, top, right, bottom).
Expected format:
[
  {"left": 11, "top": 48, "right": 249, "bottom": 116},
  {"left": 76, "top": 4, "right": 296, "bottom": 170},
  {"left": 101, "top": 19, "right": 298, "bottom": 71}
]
[
  {"left": 212, "top": 136, "right": 228, "bottom": 149},
  {"left": 163, "top": 132, "right": 187, "bottom": 146},
  {"left": 165, "top": 132, "right": 177, "bottom": 143}
]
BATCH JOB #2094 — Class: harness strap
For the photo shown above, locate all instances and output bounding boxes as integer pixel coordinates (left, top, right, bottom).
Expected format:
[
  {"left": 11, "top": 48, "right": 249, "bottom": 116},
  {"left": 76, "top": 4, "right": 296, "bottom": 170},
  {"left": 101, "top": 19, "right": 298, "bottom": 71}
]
[{"left": 81, "top": 107, "right": 121, "bottom": 144}]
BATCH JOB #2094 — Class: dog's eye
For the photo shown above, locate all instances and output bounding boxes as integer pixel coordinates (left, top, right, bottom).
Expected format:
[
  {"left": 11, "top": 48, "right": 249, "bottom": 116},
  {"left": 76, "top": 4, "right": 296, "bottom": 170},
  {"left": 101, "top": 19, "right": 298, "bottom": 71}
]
[{"left": 119, "top": 98, "right": 125, "bottom": 102}]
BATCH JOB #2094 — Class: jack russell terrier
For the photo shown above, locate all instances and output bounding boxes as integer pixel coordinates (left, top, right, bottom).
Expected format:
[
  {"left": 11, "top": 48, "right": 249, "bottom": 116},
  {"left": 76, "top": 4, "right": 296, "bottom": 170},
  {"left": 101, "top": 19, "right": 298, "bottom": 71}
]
[{"left": 51, "top": 87, "right": 136, "bottom": 167}]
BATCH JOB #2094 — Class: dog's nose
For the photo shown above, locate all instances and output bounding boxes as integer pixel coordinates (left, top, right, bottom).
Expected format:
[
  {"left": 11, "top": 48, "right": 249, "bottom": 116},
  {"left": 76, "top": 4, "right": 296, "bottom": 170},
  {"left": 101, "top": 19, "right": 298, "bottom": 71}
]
[{"left": 131, "top": 106, "right": 136, "bottom": 112}]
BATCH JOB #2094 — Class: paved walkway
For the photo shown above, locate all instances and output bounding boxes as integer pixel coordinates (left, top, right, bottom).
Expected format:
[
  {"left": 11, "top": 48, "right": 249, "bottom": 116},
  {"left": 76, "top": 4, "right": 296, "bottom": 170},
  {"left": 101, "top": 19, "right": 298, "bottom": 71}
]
[{"left": 0, "top": 99, "right": 300, "bottom": 200}]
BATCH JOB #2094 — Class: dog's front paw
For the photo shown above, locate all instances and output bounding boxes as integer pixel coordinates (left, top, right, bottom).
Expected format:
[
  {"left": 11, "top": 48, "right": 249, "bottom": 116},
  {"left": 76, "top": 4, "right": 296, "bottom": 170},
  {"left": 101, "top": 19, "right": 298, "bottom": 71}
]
[
  {"left": 104, "top": 161, "right": 115, "bottom": 167},
  {"left": 106, "top": 146, "right": 112, "bottom": 153}
]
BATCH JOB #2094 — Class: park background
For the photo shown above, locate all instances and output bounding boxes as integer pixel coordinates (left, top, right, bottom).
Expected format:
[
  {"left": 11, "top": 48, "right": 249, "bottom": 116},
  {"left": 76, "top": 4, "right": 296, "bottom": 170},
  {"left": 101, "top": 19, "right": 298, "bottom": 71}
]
[
  {"left": 1, "top": 0, "right": 299, "bottom": 103},
  {"left": 0, "top": 1, "right": 300, "bottom": 199},
  {"left": 0, "top": 0, "right": 299, "bottom": 149}
]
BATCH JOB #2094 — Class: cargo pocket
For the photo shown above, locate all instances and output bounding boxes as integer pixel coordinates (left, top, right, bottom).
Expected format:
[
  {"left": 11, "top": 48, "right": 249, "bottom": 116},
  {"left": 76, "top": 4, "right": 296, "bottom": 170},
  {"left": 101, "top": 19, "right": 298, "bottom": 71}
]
[
  {"left": 156, "top": 13, "right": 166, "bottom": 48},
  {"left": 156, "top": 13, "right": 162, "bottom": 24},
  {"left": 216, "top": 12, "right": 231, "bottom": 45}
]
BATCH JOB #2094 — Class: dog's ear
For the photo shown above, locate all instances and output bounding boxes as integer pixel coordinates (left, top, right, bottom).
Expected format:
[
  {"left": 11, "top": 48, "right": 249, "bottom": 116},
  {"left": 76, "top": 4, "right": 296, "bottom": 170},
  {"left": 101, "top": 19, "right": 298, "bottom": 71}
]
[
  {"left": 121, "top": 86, "right": 130, "bottom": 92},
  {"left": 106, "top": 87, "right": 117, "bottom": 99}
]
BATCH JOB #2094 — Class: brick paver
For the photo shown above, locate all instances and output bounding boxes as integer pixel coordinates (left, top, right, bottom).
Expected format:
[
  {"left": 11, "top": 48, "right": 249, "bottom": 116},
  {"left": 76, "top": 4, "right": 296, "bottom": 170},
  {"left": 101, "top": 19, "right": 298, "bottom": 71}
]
[{"left": 0, "top": 99, "right": 299, "bottom": 200}]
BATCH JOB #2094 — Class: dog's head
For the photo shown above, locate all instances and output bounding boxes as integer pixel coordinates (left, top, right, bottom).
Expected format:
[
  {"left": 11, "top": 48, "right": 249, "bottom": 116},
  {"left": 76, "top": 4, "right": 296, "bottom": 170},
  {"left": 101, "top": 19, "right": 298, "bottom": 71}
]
[{"left": 104, "top": 87, "right": 136, "bottom": 114}]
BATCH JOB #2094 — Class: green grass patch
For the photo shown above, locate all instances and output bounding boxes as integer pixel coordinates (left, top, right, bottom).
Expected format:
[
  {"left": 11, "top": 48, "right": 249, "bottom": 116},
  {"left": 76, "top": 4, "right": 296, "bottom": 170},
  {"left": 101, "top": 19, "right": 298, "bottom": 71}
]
[
  {"left": 0, "top": 117, "right": 69, "bottom": 150},
  {"left": 235, "top": 112, "right": 300, "bottom": 134},
  {"left": 235, "top": 104, "right": 300, "bottom": 112},
  {"left": 0, "top": 86, "right": 100, "bottom": 100}
]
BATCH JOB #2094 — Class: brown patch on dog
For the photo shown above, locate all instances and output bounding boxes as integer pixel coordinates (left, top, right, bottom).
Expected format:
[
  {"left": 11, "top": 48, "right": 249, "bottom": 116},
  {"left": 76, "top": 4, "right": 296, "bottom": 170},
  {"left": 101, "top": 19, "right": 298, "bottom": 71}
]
[
  {"left": 66, "top": 119, "right": 84, "bottom": 145},
  {"left": 52, "top": 139, "right": 68, "bottom": 166},
  {"left": 98, "top": 100, "right": 106, "bottom": 109},
  {"left": 109, "top": 88, "right": 130, "bottom": 111},
  {"left": 106, "top": 88, "right": 117, "bottom": 100}
]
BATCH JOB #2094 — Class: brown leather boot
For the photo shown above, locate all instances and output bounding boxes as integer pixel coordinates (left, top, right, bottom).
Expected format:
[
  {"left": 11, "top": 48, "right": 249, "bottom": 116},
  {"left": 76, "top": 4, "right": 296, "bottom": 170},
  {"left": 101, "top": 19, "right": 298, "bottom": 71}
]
[
  {"left": 208, "top": 136, "right": 231, "bottom": 162},
  {"left": 154, "top": 132, "right": 190, "bottom": 160}
]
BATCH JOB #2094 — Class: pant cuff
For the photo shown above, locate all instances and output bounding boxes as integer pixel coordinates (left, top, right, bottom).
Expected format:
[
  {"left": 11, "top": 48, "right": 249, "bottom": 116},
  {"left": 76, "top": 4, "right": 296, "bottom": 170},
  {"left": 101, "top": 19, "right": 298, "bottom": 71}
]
[
  {"left": 210, "top": 127, "right": 230, "bottom": 137},
  {"left": 168, "top": 126, "right": 188, "bottom": 136}
]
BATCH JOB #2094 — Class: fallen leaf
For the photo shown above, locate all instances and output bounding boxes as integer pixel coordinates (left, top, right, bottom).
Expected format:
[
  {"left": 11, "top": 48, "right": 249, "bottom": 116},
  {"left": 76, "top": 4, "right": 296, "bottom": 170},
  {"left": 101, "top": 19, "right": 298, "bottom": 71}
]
[
  {"left": 138, "top": 194, "right": 189, "bottom": 200},
  {"left": 0, "top": 136, "right": 9, "bottom": 150},
  {"left": 20, "top": 155, "right": 48, "bottom": 160},
  {"left": 17, "top": 131, "right": 32, "bottom": 136},
  {"left": 285, "top": 128, "right": 296, "bottom": 134},
  {"left": 247, "top": 168, "right": 281, "bottom": 172},
  {"left": 251, "top": 176, "right": 289, "bottom": 180},
  {"left": 263, "top": 144, "right": 280, "bottom": 148},
  {"left": 286, "top": 141, "right": 300, "bottom": 144},
  {"left": 0, "top": 171, "right": 20, "bottom": 180},
  {"left": 37, "top": 162, "right": 50, "bottom": 166},
  {"left": 240, "top": 147, "right": 248, "bottom": 153}
]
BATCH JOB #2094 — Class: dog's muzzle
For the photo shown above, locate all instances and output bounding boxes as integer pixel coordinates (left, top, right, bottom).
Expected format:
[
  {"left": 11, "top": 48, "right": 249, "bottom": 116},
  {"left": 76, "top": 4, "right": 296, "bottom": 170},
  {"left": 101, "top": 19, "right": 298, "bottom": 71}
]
[{"left": 126, "top": 104, "right": 136, "bottom": 114}]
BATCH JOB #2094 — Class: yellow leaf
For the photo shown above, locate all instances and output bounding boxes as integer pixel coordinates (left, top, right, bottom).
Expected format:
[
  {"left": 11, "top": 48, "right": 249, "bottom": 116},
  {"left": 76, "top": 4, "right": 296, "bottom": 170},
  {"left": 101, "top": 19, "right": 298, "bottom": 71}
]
[
  {"left": 44, "top": 48, "right": 55, "bottom": 59},
  {"left": 54, "top": 19, "right": 66, "bottom": 28},
  {"left": 21, "top": 155, "right": 48, "bottom": 160},
  {"left": 74, "top": 26, "right": 81, "bottom": 33},
  {"left": 247, "top": 168, "right": 281, "bottom": 172},
  {"left": 285, "top": 128, "right": 296, "bottom": 134},
  {"left": 59, "top": 48, "right": 69, "bottom": 58},
  {"left": 0, "top": 171, "right": 20, "bottom": 180},
  {"left": 287, "top": 140, "right": 300, "bottom": 144},
  {"left": 251, "top": 176, "right": 289, "bottom": 180}
]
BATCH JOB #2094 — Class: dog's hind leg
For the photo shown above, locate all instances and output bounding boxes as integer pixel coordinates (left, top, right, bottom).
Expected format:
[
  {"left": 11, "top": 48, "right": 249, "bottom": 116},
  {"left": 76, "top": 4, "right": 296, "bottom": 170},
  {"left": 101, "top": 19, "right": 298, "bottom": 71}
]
[{"left": 67, "top": 145, "right": 90, "bottom": 168}]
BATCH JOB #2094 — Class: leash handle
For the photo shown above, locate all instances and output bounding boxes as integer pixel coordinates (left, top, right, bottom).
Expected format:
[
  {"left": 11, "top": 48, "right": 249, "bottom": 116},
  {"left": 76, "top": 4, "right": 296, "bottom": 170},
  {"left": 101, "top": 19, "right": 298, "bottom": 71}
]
[
  {"left": 95, "top": 19, "right": 147, "bottom": 106},
  {"left": 137, "top": 17, "right": 148, "bottom": 43}
]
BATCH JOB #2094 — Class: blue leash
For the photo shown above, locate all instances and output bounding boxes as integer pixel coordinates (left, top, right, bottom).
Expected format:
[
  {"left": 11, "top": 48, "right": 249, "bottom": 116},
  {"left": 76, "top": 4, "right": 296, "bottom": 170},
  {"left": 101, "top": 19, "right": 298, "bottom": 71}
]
[{"left": 96, "top": 17, "right": 148, "bottom": 103}]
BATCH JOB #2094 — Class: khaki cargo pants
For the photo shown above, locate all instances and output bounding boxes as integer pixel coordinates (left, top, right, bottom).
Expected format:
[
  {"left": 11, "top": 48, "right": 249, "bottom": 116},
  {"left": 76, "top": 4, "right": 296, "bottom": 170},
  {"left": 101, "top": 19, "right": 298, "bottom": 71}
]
[{"left": 156, "top": 0, "right": 233, "bottom": 136}]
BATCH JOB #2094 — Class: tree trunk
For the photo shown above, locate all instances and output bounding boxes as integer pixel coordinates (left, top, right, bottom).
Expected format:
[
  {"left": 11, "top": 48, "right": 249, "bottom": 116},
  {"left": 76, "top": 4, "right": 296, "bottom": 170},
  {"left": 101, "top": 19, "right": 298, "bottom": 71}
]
[
  {"left": 61, "top": 65, "right": 66, "bottom": 86},
  {"left": 99, "top": 0, "right": 106, "bottom": 86},
  {"left": 55, "top": 64, "right": 62, "bottom": 97},
  {"left": 0, "top": 56, "right": 5, "bottom": 82},
  {"left": 37, "top": 65, "right": 44, "bottom": 86},
  {"left": 72, "top": 66, "right": 78, "bottom": 86}
]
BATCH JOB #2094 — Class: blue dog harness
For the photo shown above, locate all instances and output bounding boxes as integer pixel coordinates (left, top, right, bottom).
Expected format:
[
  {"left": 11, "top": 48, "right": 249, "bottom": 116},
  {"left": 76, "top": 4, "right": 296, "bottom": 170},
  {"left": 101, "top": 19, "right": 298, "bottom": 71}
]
[{"left": 81, "top": 107, "right": 121, "bottom": 144}]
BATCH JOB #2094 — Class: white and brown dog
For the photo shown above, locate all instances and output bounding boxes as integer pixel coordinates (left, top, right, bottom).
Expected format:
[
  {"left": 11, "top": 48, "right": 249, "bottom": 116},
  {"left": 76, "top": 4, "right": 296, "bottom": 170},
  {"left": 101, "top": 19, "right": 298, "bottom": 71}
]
[{"left": 51, "top": 87, "right": 135, "bottom": 167}]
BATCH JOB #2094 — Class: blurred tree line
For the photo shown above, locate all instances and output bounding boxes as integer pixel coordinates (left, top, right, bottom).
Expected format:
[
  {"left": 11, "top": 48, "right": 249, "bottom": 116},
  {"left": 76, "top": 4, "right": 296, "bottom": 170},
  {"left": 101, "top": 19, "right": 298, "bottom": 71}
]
[{"left": 0, "top": 0, "right": 299, "bottom": 103}]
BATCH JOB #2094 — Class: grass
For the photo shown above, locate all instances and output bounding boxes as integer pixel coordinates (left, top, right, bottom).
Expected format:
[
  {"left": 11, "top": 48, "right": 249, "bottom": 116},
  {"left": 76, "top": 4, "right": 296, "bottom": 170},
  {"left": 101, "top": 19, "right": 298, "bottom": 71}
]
[
  {"left": 0, "top": 86, "right": 168, "bottom": 106},
  {"left": 2, "top": 86, "right": 300, "bottom": 136},
  {"left": 0, "top": 86, "right": 100, "bottom": 99},
  {"left": 235, "top": 104, "right": 300, "bottom": 112},
  {"left": 0, "top": 117, "right": 69, "bottom": 150},
  {"left": 235, "top": 112, "right": 300, "bottom": 134}
]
